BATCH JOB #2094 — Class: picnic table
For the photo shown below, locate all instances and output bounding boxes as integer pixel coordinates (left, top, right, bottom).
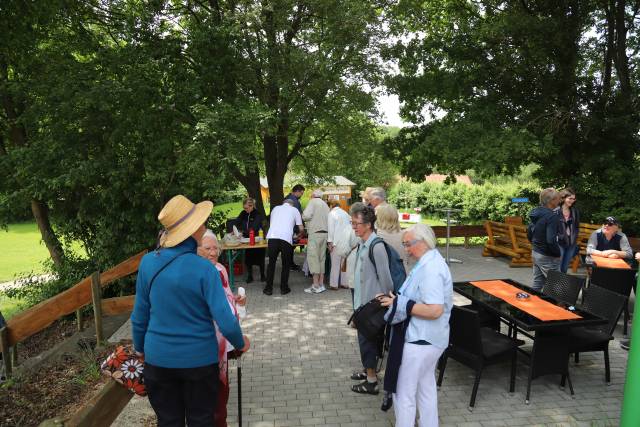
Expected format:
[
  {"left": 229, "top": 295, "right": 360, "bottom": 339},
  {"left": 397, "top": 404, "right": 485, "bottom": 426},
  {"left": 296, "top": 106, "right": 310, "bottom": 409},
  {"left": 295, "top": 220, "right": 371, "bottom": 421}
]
[{"left": 454, "top": 278, "right": 606, "bottom": 403}]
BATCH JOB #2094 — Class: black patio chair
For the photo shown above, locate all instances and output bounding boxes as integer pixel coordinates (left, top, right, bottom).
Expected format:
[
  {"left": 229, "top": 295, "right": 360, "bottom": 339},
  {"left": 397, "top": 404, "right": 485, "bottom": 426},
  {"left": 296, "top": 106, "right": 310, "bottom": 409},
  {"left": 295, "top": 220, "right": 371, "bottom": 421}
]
[
  {"left": 458, "top": 302, "right": 501, "bottom": 331},
  {"left": 590, "top": 266, "right": 636, "bottom": 336},
  {"left": 568, "top": 284, "right": 627, "bottom": 383},
  {"left": 437, "top": 305, "right": 519, "bottom": 410},
  {"left": 543, "top": 270, "right": 585, "bottom": 306}
]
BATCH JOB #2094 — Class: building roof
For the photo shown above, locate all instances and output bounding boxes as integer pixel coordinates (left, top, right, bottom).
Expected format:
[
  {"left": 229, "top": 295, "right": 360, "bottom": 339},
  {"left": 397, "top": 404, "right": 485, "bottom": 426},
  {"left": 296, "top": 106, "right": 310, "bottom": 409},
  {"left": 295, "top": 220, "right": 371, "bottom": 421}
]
[
  {"left": 424, "top": 174, "right": 472, "bottom": 185},
  {"left": 260, "top": 175, "right": 355, "bottom": 188}
]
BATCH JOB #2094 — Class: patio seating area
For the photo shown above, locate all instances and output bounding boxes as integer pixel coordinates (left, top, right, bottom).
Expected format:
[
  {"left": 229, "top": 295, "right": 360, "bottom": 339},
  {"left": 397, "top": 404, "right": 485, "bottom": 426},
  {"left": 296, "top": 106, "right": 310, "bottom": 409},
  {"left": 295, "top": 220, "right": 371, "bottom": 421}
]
[{"left": 112, "top": 246, "right": 630, "bottom": 426}]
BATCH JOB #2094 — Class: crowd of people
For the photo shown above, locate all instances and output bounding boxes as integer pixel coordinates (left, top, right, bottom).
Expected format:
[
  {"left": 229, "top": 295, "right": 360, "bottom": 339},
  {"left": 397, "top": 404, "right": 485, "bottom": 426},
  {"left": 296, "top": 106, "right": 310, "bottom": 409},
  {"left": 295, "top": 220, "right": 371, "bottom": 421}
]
[{"left": 131, "top": 187, "right": 453, "bottom": 426}]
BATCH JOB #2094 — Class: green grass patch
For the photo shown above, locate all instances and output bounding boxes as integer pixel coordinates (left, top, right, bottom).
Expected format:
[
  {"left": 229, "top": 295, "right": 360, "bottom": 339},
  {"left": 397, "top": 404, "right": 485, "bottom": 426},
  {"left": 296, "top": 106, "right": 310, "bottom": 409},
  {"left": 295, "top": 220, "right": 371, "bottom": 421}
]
[
  {"left": 0, "top": 223, "right": 50, "bottom": 282},
  {"left": 213, "top": 201, "right": 272, "bottom": 216},
  {"left": 0, "top": 294, "right": 26, "bottom": 319}
]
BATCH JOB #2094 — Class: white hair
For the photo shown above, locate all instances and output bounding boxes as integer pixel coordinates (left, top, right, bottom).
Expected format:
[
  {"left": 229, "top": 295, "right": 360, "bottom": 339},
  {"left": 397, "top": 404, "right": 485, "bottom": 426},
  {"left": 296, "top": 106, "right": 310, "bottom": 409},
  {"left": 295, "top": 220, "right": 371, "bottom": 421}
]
[
  {"left": 283, "top": 199, "right": 295, "bottom": 206},
  {"left": 312, "top": 189, "right": 323, "bottom": 198},
  {"left": 203, "top": 229, "right": 218, "bottom": 242},
  {"left": 404, "top": 223, "right": 437, "bottom": 249},
  {"left": 370, "top": 187, "right": 386, "bottom": 201}
]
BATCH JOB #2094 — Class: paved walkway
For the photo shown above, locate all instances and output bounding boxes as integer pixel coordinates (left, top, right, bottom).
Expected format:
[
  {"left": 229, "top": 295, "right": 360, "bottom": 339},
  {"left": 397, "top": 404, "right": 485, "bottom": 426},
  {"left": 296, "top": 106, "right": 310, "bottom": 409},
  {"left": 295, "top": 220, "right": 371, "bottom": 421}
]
[{"left": 112, "top": 247, "right": 628, "bottom": 426}]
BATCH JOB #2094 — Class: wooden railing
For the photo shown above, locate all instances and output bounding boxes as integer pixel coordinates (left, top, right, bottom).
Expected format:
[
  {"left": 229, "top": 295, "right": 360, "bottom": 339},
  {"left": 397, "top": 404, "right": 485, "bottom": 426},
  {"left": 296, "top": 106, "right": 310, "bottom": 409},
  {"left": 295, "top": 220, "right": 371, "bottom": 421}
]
[{"left": 0, "top": 250, "right": 146, "bottom": 377}]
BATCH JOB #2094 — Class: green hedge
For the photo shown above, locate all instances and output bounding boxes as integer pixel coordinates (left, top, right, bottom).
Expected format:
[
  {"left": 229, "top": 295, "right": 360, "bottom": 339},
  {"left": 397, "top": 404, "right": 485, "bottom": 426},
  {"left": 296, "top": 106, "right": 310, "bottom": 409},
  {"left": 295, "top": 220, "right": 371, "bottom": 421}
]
[{"left": 388, "top": 181, "right": 541, "bottom": 223}]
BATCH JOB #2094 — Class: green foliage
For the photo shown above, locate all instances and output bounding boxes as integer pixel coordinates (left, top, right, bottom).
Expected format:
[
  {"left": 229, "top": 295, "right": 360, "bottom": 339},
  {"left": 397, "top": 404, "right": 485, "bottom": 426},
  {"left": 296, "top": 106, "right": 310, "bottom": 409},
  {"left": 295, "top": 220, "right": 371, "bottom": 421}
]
[{"left": 388, "top": 181, "right": 540, "bottom": 224}]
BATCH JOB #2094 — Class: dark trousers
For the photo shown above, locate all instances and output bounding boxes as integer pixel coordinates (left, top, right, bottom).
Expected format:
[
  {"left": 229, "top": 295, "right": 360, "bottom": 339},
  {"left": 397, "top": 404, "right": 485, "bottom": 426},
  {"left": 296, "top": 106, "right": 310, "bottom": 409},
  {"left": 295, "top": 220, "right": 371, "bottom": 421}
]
[
  {"left": 358, "top": 329, "right": 383, "bottom": 370},
  {"left": 144, "top": 362, "right": 219, "bottom": 427},
  {"left": 266, "top": 238, "right": 293, "bottom": 290}
]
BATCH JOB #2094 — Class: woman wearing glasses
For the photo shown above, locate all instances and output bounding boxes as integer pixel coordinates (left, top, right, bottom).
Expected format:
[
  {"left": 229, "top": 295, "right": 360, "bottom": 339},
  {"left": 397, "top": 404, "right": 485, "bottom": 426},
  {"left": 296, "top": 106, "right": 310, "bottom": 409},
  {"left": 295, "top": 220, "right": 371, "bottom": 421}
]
[
  {"left": 555, "top": 188, "right": 580, "bottom": 273},
  {"left": 379, "top": 223, "right": 453, "bottom": 427}
]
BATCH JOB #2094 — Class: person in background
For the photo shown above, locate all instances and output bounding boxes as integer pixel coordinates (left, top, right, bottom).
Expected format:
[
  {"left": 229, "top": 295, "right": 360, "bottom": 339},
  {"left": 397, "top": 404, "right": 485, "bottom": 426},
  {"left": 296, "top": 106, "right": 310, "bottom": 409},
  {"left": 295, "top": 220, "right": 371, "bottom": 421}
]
[
  {"left": 265, "top": 199, "right": 303, "bottom": 295},
  {"left": 349, "top": 205, "right": 393, "bottom": 395},
  {"left": 131, "top": 195, "right": 247, "bottom": 426},
  {"left": 529, "top": 188, "right": 561, "bottom": 291},
  {"left": 327, "top": 199, "right": 352, "bottom": 290},
  {"left": 235, "top": 197, "right": 265, "bottom": 283},
  {"left": 284, "top": 184, "right": 305, "bottom": 271},
  {"left": 620, "top": 251, "right": 640, "bottom": 351},
  {"left": 586, "top": 216, "right": 633, "bottom": 265},
  {"left": 361, "top": 187, "right": 374, "bottom": 206},
  {"left": 198, "top": 230, "right": 247, "bottom": 427},
  {"left": 379, "top": 223, "right": 452, "bottom": 427},
  {"left": 555, "top": 188, "right": 580, "bottom": 273},
  {"left": 375, "top": 203, "right": 414, "bottom": 273},
  {"left": 302, "top": 189, "right": 330, "bottom": 294},
  {"left": 369, "top": 187, "right": 388, "bottom": 209}
]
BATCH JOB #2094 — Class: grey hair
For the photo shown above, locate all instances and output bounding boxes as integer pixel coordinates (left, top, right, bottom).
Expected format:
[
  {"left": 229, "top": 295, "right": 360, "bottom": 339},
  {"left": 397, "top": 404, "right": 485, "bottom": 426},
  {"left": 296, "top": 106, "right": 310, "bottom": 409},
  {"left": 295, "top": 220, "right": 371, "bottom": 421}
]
[
  {"left": 370, "top": 187, "right": 386, "bottom": 202},
  {"left": 283, "top": 199, "right": 295, "bottom": 206},
  {"left": 349, "top": 201, "right": 367, "bottom": 216},
  {"left": 539, "top": 188, "right": 558, "bottom": 206},
  {"left": 312, "top": 189, "right": 323, "bottom": 198},
  {"left": 203, "top": 229, "right": 218, "bottom": 242},
  {"left": 404, "top": 223, "right": 437, "bottom": 249}
]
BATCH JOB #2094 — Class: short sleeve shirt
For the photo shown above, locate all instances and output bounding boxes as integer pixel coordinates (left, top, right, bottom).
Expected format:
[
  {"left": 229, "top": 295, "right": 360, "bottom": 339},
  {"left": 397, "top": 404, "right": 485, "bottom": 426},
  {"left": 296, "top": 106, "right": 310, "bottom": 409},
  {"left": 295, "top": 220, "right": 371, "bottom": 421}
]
[{"left": 266, "top": 204, "right": 303, "bottom": 244}]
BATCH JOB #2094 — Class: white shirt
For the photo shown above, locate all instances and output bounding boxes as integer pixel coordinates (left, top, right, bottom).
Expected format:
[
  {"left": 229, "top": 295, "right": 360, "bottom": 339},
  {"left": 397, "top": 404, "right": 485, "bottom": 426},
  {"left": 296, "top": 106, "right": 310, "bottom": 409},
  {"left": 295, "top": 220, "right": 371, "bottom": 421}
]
[
  {"left": 327, "top": 206, "right": 351, "bottom": 243},
  {"left": 267, "top": 203, "right": 303, "bottom": 244}
]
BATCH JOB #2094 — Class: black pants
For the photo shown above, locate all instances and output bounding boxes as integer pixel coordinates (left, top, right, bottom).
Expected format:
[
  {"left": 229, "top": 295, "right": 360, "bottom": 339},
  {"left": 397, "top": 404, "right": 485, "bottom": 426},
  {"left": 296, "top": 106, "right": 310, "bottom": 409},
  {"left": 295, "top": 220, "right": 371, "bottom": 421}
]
[
  {"left": 266, "top": 238, "right": 293, "bottom": 290},
  {"left": 358, "top": 329, "right": 383, "bottom": 370},
  {"left": 144, "top": 362, "right": 219, "bottom": 427}
]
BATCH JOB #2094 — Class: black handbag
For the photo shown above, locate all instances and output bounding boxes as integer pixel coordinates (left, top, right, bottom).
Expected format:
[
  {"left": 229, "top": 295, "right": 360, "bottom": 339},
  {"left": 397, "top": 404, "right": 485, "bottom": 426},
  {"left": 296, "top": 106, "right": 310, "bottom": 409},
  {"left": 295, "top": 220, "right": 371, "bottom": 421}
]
[{"left": 347, "top": 296, "right": 387, "bottom": 341}]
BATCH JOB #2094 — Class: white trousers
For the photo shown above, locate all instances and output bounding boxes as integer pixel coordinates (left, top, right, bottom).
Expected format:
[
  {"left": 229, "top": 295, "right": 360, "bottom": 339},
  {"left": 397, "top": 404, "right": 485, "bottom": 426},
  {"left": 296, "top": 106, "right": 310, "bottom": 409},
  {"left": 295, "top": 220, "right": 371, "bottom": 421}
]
[
  {"left": 393, "top": 343, "right": 444, "bottom": 427},
  {"left": 329, "top": 250, "right": 346, "bottom": 288}
]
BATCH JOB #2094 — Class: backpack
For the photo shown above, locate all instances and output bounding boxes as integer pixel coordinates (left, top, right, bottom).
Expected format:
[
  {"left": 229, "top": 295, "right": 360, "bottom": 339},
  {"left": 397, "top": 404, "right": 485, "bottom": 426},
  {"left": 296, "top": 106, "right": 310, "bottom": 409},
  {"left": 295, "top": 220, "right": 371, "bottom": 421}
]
[
  {"left": 368, "top": 237, "right": 407, "bottom": 292},
  {"left": 527, "top": 222, "right": 535, "bottom": 242}
]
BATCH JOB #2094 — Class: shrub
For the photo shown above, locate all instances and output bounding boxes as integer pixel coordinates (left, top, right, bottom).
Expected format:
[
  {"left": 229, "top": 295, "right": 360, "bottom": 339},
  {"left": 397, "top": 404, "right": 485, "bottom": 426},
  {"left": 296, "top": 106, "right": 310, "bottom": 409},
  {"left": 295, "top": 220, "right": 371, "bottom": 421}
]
[{"left": 388, "top": 181, "right": 540, "bottom": 223}]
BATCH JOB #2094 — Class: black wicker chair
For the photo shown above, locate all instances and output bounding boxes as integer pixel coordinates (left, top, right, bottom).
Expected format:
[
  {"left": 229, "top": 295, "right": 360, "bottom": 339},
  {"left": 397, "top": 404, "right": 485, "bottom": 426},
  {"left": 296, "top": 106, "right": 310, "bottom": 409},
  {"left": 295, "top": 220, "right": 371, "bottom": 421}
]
[
  {"left": 590, "top": 266, "right": 636, "bottom": 336},
  {"left": 437, "top": 305, "right": 519, "bottom": 410},
  {"left": 567, "top": 284, "right": 627, "bottom": 383},
  {"left": 543, "top": 270, "right": 585, "bottom": 306}
]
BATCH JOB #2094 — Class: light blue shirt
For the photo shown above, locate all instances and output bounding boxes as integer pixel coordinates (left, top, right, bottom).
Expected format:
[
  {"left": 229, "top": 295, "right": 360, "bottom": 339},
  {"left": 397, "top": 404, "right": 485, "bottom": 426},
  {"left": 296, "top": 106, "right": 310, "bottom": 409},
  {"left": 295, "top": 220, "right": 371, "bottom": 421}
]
[
  {"left": 397, "top": 249, "right": 453, "bottom": 349},
  {"left": 353, "top": 232, "right": 377, "bottom": 310}
]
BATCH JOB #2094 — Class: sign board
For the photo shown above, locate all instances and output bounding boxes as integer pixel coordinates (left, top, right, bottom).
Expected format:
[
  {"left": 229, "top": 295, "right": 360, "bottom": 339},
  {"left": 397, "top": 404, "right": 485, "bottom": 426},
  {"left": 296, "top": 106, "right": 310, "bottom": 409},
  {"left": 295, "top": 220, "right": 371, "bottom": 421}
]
[{"left": 511, "top": 197, "right": 529, "bottom": 203}]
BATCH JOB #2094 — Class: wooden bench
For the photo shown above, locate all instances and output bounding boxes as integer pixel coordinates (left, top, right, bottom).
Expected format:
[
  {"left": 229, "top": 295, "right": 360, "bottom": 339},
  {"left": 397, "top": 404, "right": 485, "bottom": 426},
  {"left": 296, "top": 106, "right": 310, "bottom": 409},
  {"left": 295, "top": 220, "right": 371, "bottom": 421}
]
[
  {"left": 569, "top": 223, "right": 601, "bottom": 272},
  {"left": 482, "top": 221, "right": 532, "bottom": 267}
]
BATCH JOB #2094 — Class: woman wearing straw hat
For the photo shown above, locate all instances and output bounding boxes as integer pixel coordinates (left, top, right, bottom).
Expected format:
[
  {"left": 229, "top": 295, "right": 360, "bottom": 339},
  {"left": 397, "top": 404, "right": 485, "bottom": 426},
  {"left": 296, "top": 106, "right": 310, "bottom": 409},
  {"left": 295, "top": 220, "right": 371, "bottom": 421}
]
[{"left": 131, "top": 195, "right": 247, "bottom": 426}]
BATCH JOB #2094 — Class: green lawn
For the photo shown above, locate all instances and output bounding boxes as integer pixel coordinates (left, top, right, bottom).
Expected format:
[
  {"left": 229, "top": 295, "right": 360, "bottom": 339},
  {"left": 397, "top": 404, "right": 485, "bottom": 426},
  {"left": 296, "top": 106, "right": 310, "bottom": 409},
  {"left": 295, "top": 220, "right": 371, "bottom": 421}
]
[
  {"left": 0, "top": 222, "right": 51, "bottom": 282},
  {"left": 0, "top": 294, "right": 26, "bottom": 319}
]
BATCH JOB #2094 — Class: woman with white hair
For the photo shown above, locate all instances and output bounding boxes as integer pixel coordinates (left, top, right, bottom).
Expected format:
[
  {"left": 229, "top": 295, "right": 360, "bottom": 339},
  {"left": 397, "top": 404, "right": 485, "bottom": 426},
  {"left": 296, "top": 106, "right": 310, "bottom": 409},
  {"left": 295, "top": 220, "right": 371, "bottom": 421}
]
[
  {"left": 379, "top": 223, "right": 453, "bottom": 427},
  {"left": 375, "top": 204, "right": 414, "bottom": 273},
  {"left": 199, "top": 229, "right": 247, "bottom": 427}
]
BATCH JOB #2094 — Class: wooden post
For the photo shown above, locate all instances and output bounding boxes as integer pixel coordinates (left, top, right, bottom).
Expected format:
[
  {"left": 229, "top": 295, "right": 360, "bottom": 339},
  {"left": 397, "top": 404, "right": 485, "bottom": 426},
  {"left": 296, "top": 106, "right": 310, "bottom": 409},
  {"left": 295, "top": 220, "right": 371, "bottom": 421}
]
[
  {"left": 11, "top": 343, "right": 17, "bottom": 367},
  {"left": 91, "top": 271, "right": 104, "bottom": 346},
  {"left": 0, "top": 326, "right": 12, "bottom": 378},
  {"left": 76, "top": 308, "right": 84, "bottom": 332}
]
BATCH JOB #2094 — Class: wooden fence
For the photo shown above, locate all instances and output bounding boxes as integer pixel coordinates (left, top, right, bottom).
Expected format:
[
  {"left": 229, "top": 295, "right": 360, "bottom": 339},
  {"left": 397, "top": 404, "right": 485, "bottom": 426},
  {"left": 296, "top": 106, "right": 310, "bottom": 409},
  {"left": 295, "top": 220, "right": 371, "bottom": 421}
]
[{"left": 0, "top": 250, "right": 146, "bottom": 377}]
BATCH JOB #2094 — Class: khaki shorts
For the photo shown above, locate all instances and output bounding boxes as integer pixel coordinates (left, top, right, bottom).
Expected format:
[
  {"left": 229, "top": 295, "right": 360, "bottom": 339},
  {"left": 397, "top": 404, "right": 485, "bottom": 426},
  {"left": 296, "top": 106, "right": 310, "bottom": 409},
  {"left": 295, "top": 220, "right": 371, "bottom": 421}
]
[{"left": 307, "top": 233, "right": 328, "bottom": 274}]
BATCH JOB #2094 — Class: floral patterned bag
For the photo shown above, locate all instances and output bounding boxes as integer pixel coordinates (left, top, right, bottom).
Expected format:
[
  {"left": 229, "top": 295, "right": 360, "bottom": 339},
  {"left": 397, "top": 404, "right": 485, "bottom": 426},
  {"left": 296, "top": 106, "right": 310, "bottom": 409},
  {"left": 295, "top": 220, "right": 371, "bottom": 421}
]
[{"left": 101, "top": 344, "right": 146, "bottom": 396}]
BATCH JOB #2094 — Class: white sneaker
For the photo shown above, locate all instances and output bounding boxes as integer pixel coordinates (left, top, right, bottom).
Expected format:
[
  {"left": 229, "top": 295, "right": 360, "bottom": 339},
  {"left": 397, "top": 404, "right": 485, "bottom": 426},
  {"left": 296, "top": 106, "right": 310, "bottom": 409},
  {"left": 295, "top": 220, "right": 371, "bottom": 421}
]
[
  {"left": 313, "top": 285, "right": 327, "bottom": 293},
  {"left": 304, "top": 286, "right": 315, "bottom": 294}
]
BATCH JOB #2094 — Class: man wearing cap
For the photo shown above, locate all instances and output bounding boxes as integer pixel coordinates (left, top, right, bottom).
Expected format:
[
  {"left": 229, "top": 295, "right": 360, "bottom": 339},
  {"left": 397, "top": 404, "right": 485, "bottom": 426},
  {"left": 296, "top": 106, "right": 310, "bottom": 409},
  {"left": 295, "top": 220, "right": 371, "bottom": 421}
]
[
  {"left": 131, "top": 195, "right": 248, "bottom": 426},
  {"left": 303, "top": 189, "right": 330, "bottom": 294},
  {"left": 585, "top": 216, "right": 633, "bottom": 265},
  {"left": 265, "top": 199, "right": 304, "bottom": 295}
]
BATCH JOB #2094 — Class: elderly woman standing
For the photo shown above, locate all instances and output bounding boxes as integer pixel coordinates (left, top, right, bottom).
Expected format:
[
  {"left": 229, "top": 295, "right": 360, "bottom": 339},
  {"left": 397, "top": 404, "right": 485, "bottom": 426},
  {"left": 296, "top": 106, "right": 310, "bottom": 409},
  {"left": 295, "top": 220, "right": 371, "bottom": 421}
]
[
  {"left": 199, "top": 230, "right": 247, "bottom": 427},
  {"left": 380, "top": 223, "right": 453, "bottom": 427},
  {"left": 327, "top": 199, "right": 352, "bottom": 290},
  {"left": 131, "top": 195, "right": 247, "bottom": 426},
  {"left": 375, "top": 203, "right": 414, "bottom": 273},
  {"left": 235, "top": 197, "right": 265, "bottom": 283}
]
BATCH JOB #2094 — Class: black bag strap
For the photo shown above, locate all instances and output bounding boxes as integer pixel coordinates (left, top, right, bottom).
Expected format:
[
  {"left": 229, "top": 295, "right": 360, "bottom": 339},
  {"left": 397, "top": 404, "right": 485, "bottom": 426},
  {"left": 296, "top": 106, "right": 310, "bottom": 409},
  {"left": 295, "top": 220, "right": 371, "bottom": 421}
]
[{"left": 368, "top": 237, "right": 384, "bottom": 280}]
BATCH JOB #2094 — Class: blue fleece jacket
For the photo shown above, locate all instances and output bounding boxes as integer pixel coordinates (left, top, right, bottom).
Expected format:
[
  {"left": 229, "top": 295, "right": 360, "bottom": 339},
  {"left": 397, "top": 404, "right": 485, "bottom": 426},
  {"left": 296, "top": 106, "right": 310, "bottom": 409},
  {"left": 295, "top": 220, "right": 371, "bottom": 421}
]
[
  {"left": 131, "top": 237, "right": 244, "bottom": 368},
  {"left": 529, "top": 206, "right": 561, "bottom": 257}
]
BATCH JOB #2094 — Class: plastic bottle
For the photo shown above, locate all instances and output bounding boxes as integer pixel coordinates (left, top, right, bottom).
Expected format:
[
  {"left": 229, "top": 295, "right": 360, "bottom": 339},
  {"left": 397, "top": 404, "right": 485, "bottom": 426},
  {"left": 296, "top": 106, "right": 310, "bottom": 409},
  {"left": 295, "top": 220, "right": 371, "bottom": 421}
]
[
  {"left": 249, "top": 229, "right": 255, "bottom": 246},
  {"left": 236, "top": 287, "right": 247, "bottom": 318}
]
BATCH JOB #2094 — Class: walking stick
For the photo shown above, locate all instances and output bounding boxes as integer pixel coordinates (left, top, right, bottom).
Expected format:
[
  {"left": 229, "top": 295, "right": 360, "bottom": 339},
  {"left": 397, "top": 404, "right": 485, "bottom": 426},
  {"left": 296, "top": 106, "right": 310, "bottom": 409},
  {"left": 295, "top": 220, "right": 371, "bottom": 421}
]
[{"left": 237, "top": 355, "right": 242, "bottom": 427}]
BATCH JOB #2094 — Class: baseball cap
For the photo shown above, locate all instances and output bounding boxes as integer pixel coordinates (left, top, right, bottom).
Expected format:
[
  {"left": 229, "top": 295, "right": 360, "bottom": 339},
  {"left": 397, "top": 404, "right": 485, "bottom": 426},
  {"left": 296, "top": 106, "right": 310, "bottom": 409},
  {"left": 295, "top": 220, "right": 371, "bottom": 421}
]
[{"left": 604, "top": 216, "right": 619, "bottom": 226}]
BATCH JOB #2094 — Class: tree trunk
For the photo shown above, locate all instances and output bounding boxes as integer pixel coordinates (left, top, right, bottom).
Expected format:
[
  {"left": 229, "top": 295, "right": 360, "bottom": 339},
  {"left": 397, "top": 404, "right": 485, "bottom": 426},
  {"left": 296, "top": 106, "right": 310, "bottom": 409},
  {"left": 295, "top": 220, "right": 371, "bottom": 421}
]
[{"left": 30, "top": 199, "right": 65, "bottom": 267}]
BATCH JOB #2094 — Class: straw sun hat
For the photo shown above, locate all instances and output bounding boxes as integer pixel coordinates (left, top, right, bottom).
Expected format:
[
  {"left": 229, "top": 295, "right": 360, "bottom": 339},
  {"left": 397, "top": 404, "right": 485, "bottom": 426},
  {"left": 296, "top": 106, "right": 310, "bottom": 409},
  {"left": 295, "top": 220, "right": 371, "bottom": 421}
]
[{"left": 157, "top": 195, "right": 213, "bottom": 248}]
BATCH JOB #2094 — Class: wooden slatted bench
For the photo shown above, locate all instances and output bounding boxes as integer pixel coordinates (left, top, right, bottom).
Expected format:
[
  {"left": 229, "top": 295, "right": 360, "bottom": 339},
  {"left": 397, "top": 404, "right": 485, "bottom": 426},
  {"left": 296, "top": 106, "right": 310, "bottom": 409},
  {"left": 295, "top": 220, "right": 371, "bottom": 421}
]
[{"left": 482, "top": 221, "right": 532, "bottom": 267}]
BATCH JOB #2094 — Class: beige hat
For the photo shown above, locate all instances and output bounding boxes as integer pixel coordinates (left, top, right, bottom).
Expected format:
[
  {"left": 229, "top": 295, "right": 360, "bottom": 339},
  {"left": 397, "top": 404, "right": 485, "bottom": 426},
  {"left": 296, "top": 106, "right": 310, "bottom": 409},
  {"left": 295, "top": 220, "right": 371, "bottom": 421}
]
[{"left": 158, "top": 195, "right": 213, "bottom": 248}]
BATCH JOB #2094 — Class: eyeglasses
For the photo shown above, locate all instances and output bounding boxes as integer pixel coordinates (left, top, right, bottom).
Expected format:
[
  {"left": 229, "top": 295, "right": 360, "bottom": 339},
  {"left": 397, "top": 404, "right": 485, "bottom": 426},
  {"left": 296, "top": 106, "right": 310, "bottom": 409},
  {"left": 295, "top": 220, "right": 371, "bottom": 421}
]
[
  {"left": 351, "top": 221, "right": 367, "bottom": 226},
  {"left": 402, "top": 239, "right": 419, "bottom": 248}
]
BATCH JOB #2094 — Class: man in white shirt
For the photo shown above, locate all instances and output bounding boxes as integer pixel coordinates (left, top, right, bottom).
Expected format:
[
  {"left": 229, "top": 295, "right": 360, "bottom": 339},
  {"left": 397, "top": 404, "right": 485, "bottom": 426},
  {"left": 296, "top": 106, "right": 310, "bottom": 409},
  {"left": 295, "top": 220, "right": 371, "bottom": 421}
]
[
  {"left": 327, "top": 199, "right": 352, "bottom": 290},
  {"left": 265, "top": 199, "right": 304, "bottom": 295},
  {"left": 303, "top": 190, "right": 330, "bottom": 294}
]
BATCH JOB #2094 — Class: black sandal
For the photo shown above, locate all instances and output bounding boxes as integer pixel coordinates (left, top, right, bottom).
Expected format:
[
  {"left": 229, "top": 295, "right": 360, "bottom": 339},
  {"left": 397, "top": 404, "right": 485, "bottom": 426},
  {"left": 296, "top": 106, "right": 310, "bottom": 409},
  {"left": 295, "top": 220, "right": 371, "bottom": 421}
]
[
  {"left": 351, "top": 380, "right": 379, "bottom": 395},
  {"left": 350, "top": 370, "right": 367, "bottom": 381}
]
